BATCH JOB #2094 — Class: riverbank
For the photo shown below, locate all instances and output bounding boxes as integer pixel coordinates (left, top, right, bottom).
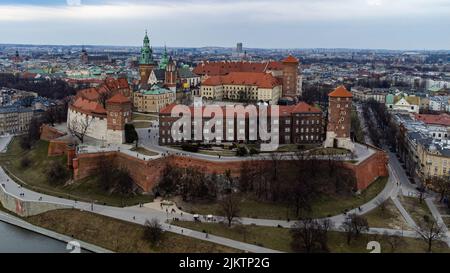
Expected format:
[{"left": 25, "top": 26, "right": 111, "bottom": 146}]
[{"left": 0, "top": 207, "right": 111, "bottom": 253}]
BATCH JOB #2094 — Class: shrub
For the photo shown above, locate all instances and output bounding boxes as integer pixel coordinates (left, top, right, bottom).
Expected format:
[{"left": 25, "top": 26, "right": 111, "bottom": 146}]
[
  {"left": 45, "top": 161, "right": 68, "bottom": 185},
  {"left": 236, "top": 146, "right": 248, "bottom": 157},
  {"left": 181, "top": 143, "right": 199, "bottom": 153},
  {"left": 19, "top": 136, "right": 32, "bottom": 150},
  {"left": 249, "top": 147, "right": 259, "bottom": 155},
  {"left": 20, "top": 156, "right": 32, "bottom": 168}
]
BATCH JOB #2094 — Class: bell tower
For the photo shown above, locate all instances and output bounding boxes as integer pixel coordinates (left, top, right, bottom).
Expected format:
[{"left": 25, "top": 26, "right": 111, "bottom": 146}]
[
  {"left": 139, "top": 30, "right": 156, "bottom": 88},
  {"left": 165, "top": 56, "right": 177, "bottom": 92}
]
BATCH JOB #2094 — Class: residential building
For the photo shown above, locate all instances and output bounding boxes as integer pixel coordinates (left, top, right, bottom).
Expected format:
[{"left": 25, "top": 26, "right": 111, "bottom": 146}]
[
  {"left": 385, "top": 93, "right": 420, "bottom": 113},
  {"left": 0, "top": 106, "right": 34, "bottom": 135}
]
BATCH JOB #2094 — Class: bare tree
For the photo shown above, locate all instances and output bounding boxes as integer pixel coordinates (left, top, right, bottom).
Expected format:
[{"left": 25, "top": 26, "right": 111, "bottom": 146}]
[
  {"left": 68, "top": 115, "right": 92, "bottom": 144},
  {"left": 341, "top": 214, "right": 369, "bottom": 245},
  {"left": 384, "top": 231, "right": 404, "bottom": 253},
  {"left": 430, "top": 176, "right": 450, "bottom": 202},
  {"left": 143, "top": 218, "right": 165, "bottom": 247},
  {"left": 376, "top": 199, "right": 387, "bottom": 216},
  {"left": 291, "top": 218, "right": 333, "bottom": 253},
  {"left": 219, "top": 193, "right": 241, "bottom": 227},
  {"left": 415, "top": 219, "right": 445, "bottom": 253}
]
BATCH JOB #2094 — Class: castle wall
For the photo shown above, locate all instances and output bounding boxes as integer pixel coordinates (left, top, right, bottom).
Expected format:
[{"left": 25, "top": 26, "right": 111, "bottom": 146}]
[
  {"left": 73, "top": 149, "right": 388, "bottom": 193},
  {"left": 67, "top": 108, "right": 108, "bottom": 142}
]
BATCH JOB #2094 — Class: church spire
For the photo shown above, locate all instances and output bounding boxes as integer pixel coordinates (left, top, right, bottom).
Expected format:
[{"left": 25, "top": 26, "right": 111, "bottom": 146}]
[{"left": 140, "top": 30, "right": 154, "bottom": 65}]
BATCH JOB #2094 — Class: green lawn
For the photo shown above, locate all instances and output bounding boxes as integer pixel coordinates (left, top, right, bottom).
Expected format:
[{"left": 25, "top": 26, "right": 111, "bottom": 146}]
[
  {"left": 198, "top": 149, "right": 237, "bottom": 157},
  {"left": 400, "top": 196, "right": 434, "bottom": 226},
  {"left": 132, "top": 121, "right": 152, "bottom": 129},
  {"left": 364, "top": 198, "right": 409, "bottom": 230},
  {"left": 132, "top": 113, "right": 158, "bottom": 121},
  {"left": 173, "top": 221, "right": 449, "bottom": 253},
  {"left": 131, "top": 147, "right": 159, "bottom": 156},
  {"left": 174, "top": 177, "right": 389, "bottom": 220},
  {"left": 26, "top": 209, "right": 238, "bottom": 253},
  {"left": 309, "top": 147, "right": 350, "bottom": 156},
  {"left": 0, "top": 138, "right": 153, "bottom": 207}
]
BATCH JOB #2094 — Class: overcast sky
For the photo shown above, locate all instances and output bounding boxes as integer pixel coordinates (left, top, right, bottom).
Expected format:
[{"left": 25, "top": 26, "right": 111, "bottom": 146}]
[{"left": 0, "top": 0, "right": 449, "bottom": 49}]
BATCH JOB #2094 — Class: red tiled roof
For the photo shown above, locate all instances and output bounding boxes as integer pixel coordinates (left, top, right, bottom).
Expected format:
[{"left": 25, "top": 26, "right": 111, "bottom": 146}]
[
  {"left": 289, "top": 101, "right": 321, "bottom": 113},
  {"left": 107, "top": 93, "right": 130, "bottom": 104},
  {"left": 282, "top": 55, "right": 299, "bottom": 64},
  {"left": 193, "top": 61, "right": 283, "bottom": 76},
  {"left": 105, "top": 77, "right": 129, "bottom": 90},
  {"left": 78, "top": 88, "right": 100, "bottom": 101},
  {"left": 72, "top": 97, "right": 106, "bottom": 115},
  {"left": 202, "top": 72, "right": 281, "bottom": 89},
  {"left": 415, "top": 113, "right": 450, "bottom": 127},
  {"left": 159, "top": 102, "right": 321, "bottom": 117},
  {"left": 328, "top": 85, "right": 353, "bottom": 98}
]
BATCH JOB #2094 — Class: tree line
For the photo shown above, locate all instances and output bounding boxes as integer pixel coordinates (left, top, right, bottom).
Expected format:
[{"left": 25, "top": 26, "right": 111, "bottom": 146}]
[
  {"left": 157, "top": 154, "right": 356, "bottom": 219},
  {"left": 0, "top": 73, "right": 76, "bottom": 99}
]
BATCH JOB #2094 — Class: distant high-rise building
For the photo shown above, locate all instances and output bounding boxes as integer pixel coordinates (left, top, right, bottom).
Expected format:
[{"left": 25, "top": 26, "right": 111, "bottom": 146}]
[{"left": 236, "top": 43, "right": 243, "bottom": 53}]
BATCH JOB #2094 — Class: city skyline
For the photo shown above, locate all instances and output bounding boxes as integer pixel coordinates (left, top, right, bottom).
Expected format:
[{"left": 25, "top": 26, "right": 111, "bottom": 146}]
[{"left": 0, "top": 0, "right": 449, "bottom": 50}]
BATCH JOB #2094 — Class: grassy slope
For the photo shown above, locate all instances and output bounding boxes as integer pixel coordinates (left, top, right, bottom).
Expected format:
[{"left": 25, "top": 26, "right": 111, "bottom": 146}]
[
  {"left": 173, "top": 221, "right": 449, "bottom": 253},
  {"left": 364, "top": 198, "right": 410, "bottom": 230},
  {"left": 24, "top": 209, "right": 238, "bottom": 253},
  {"left": 0, "top": 138, "right": 153, "bottom": 207},
  {"left": 176, "top": 177, "right": 388, "bottom": 220}
]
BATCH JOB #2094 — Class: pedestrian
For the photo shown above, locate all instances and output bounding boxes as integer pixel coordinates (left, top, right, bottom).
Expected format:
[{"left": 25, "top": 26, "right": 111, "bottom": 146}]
[
  {"left": 181, "top": 229, "right": 183, "bottom": 234},
  {"left": 133, "top": 216, "right": 136, "bottom": 220}
]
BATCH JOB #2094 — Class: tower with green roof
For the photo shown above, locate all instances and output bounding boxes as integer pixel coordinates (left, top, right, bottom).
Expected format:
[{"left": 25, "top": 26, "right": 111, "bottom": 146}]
[
  {"left": 139, "top": 30, "right": 156, "bottom": 87},
  {"left": 159, "top": 45, "right": 169, "bottom": 70}
]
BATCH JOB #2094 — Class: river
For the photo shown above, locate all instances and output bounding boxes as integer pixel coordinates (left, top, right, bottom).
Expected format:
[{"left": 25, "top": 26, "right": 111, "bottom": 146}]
[{"left": 0, "top": 221, "right": 87, "bottom": 253}]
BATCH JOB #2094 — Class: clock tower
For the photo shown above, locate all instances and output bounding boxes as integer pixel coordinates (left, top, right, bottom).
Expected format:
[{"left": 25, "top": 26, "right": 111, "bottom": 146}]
[{"left": 324, "top": 85, "right": 354, "bottom": 151}]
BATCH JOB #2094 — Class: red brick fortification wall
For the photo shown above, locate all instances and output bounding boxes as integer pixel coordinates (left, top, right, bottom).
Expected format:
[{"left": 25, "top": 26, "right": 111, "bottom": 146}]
[
  {"left": 73, "top": 149, "right": 389, "bottom": 192},
  {"left": 344, "top": 150, "right": 389, "bottom": 190},
  {"left": 74, "top": 152, "right": 168, "bottom": 192},
  {"left": 48, "top": 140, "right": 69, "bottom": 157},
  {"left": 40, "top": 124, "right": 67, "bottom": 141}
]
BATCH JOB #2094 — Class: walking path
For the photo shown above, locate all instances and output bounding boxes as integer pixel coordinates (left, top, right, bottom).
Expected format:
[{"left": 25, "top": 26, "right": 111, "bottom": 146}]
[{"left": 425, "top": 198, "right": 450, "bottom": 247}]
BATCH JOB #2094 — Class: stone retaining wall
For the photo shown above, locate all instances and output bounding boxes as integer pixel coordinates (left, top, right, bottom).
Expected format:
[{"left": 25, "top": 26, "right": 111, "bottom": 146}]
[{"left": 0, "top": 184, "right": 72, "bottom": 217}]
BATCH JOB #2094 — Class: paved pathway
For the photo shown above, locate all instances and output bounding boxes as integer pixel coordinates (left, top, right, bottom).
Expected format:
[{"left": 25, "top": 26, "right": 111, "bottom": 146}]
[
  {"left": 0, "top": 135, "right": 13, "bottom": 153},
  {"left": 425, "top": 198, "right": 450, "bottom": 247}
]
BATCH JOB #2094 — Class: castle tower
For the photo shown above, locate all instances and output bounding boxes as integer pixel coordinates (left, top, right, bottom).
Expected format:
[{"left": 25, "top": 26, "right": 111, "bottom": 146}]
[
  {"left": 281, "top": 55, "right": 300, "bottom": 98},
  {"left": 139, "top": 30, "right": 156, "bottom": 88},
  {"left": 165, "top": 56, "right": 177, "bottom": 92},
  {"left": 159, "top": 45, "right": 169, "bottom": 70},
  {"left": 106, "top": 93, "right": 132, "bottom": 144},
  {"left": 324, "top": 85, "right": 354, "bottom": 151}
]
